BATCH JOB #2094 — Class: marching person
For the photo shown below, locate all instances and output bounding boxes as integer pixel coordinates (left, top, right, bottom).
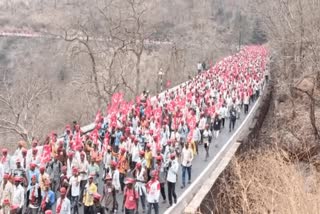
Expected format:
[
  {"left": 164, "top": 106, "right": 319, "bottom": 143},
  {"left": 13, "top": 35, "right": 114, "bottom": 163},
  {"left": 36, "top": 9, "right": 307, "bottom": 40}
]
[
  {"left": 133, "top": 162, "right": 147, "bottom": 213},
  {"left": 154, "top": 155, "right": 166, "bottom": 204},
  {"left": 118, "top": 148, "right": 129, "bottom": 193},
  {"left": 66, "top": 152, "right": 78, "bottom": 179},
  {"left": 211, "top": 114, "right": 221, "bottom": 140},
  {"left": 192, "top": 123, "right": 201, "bottom": 155},
  {"left": 178, "top": 121, "right": 188, "bottom": 146},
  {"left": 11, "top": 159, "right": 27, "bottom": 187},
  {"left": 243, "top": 92, "right": 250, "bottom": 114},
  {"left": 26, "top": 175, "right": 42, "bottom": 214},
  {"left": 145, "top": 144, "right": 153, "bottom": 181},
  {"left": 92, "top": 193, "right": 105, "bottom": 214},
  {"left": 48, "top": 154, "right": 62, "bottom": 195},
  {"left": 1, "top": 149, "right": 10, "bottom": 173},
  {"left": 27, "top": 148, "right": 41, "bottom": 168},
  {"left": 101, "top": 175, "right": 115, "bottom": 213},
  {"left": 110, "top": 161, "right": 120, "bottom": 190},
  {"left": 88, "top": 158, "right": 100, "bottom": 186},
  {"left": 60, "top": 166, "right": 69, "bottom": 191},
  {"left": 0, "top": 173, "right": 13, "bottom": 214},
  {"left": 21, "top": 148, "right": 28, "bottom": 170},
  {"left": 203, "top": 124, "right": 212, "bottom": 161},
  {"left": 39, "top": 166, "right": 49, "bottom": 192},
  {"left": 122, "top": 178, "right": 139, "bottom": 214},
  {"left": 219, "top": 104, "right": 227, "bottom": 129},
  {"left": 180, "top": 142, "right": 193, "bottom": 188},
  {"left": 229, "top": 102, "right": 237, "bottom": 132},
  {"left": 166, "top": 153, "right": 179, "bottom": 208},
  {"left": 68, "top": 167, "right": 80, "bottom": 214},
  {"left": 56, "top": 187, "right": 71, "bottom": 214},
  {"left": 11, "top": 177, "right": 24, "bottom": 214},
  {"left": 198, "top": 115, "right": 206, "bottom": 144},
  {"left": 103, "top": 146, "right": 112, "bottom": 178},
  {"left": 146, "top": 170, "right": 160, "bottom": 214},
  {"left": 26, "top": 163, "right": 39, "bottom": 186},
  {"left": 83, "top": 174, "right": 98, "bottom": 213},
  {"left": 78, "top": 151, "right": 89, "bottom": 204},
  {"left": 130, "top": 139, "right": 141, "bottom": 170},
  {"left": 40, "top": 180, "right": 55, "bottom": 213}
]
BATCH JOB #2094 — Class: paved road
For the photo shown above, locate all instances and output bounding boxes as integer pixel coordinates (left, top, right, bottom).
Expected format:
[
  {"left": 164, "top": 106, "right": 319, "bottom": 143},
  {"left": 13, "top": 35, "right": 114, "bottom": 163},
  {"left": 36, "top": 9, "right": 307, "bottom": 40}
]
[{"left": 61, "top": 100, "right": 255, "bottom": 214}]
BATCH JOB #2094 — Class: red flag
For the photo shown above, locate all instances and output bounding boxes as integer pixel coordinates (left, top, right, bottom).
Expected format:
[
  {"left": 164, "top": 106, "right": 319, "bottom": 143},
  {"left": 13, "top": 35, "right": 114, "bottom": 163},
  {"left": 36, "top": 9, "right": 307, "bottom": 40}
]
[
  {"left": 187, "top": 116, "right": 196, "bottom": 130},
  {"left": 40, "top": 145, "right": 52, "bottom": 164},
  {"left": 112, "top": 93, "right": 123, "bottom": 105},
  {"left": 154, "top": 108, "right": 162, "bottom": 119},
  {"left": 95, "top": 109, "right": 102, "bottom": 124},
  {"left": 166, "top": 80, "right": 171, "bottom": 88}
]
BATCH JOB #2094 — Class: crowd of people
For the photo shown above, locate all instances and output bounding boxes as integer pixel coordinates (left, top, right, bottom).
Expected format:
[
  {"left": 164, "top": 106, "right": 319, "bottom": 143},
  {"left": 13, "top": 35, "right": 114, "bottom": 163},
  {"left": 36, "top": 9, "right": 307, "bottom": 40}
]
[{"left": 0, "top": 46, "right": 268, "bottom": 214}]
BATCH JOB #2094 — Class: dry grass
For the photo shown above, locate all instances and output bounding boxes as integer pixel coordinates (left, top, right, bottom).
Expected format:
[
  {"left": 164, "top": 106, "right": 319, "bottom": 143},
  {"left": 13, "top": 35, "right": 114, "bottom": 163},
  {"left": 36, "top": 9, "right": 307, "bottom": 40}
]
[
  {"left": 200, "top": 147, "right": 320, "bottom": 214},
  {"left": 199, "top": 87, "right": 320, "bottom": 214}
]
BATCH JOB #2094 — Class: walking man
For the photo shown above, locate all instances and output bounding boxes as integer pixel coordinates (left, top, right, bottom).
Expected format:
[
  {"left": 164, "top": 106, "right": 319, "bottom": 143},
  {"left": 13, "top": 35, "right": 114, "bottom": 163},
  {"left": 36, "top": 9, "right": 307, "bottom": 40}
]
[
  {"left": 12, "top": 177, "right": 24, "bottom": 214},
  {"left": 26, "top": 175, "right": 42, "bottom": 214},
  {"left": 229, "top": 103, "right": 237, "bottom": 132},
  {"left": 83, "top": 175, "right": 98, "bottom": 213},
  {"left": 203, "top": 124, "right": 212, "bottom": 161},
  {"left": 181, "top": 143, "right": 193, "bottom": 188},
  {"left": 146, "top": 170, "right": 160, "bottom": 214},
  {"left": 122, "top": 178, "right": 139, "bottom": 214},
  {"left": 56, "top": 187, "right": 71, "bottom": 214},
  {"left": 68, "top": 167, "right": 80, "bottom": 214},
  {"left": 166, "top": 153, "right": 179, "bottom": 208},
  {"left": 92, "top": 193, "right": 105, "bottom": 214}
]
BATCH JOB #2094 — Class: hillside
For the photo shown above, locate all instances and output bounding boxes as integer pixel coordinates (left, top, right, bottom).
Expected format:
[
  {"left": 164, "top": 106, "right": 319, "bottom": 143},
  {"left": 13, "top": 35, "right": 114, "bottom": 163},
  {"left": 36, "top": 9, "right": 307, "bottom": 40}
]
[
  {"left": 200, "top": 0, "right": 320, "bottom": 213},
  {"left": 0, "top": 0, "right": 261, "bottom": 146}
]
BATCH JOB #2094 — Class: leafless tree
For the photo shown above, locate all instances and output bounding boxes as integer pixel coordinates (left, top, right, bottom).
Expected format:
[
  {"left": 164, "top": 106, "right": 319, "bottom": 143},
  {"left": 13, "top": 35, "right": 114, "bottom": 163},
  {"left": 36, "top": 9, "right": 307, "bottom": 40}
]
[{"left": 0, "top": 70, "right": 49, "bottom": 143}]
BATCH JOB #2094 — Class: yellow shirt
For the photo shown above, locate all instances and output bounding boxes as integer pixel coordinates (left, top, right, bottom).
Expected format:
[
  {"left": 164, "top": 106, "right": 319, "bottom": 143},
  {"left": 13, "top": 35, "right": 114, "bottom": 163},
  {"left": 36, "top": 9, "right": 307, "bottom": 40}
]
[
  {"left": 83, "top": 182, "right": 97, "bottom": 206},
  {"left": 40, "top": 173, "right": 49, "bottom": 191},
  {"left": 145, "top": 151, "right": 152, "bottom": 169}
]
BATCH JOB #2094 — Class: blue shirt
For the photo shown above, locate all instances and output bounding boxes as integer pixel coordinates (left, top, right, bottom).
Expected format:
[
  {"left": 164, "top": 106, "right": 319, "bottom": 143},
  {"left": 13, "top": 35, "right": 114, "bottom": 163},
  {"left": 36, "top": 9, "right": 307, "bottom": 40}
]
[
  {"left": 115, "top": 131, "right": 123, "bottom": 146},
  {"left": 42, "top": 190, "right": 55, "bottom": 207},
  {"left": 27, "top": 169, "right": 40, "bottom": 185}
]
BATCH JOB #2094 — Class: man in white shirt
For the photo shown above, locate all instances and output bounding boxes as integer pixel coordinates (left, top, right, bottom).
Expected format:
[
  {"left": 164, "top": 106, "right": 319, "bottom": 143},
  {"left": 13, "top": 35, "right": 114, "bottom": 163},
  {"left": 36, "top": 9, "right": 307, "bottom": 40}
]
[
  {"left": 180, "top": 143, "right": 193, "bottom": 188},
  {"left": 1, "top": 149, "right": 10, "bottom": 173},
  {"left": 203, "top": 125, "right": 212, "bottom": 161},
  {"left": 78, "top": 152, "right": 88, "bottom": 203},
  {"left": 166, "top": 153, "right": 179, "bottom": 207},
  {"left": 111, "top": 161, "right": 120, "bottom": 192},
  {"left": 0, "top": 173, "right": 13, "bottom": 213},
  {"left": 66, "top": 152, "right": 78, "bottom": 179},
  {"left": 192, "top": 124, "right": 201, "bottom": 154},
  {"left": 68, "top": 168, "right": 80, "bottom": 214},
  {"left": 146, "top": 170, "right": 160, "bottom": 214},
  {"left": 219, "top": 104, "right": 227, "bottom": 128},
  {"left": 130, "top": 139, "right": 141, "bottom": 170},
  {"left": 56, "top": 187, "right": 71, "bottom": 214},
  {"left": 103, "top": 146, "right": 113, "bottom": 178},
  {"left": 12, "top": 177, "right": 24, "bottom": 214},
  {"left": 198, "top": 115, "right": 207, "bottom": 144}
]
